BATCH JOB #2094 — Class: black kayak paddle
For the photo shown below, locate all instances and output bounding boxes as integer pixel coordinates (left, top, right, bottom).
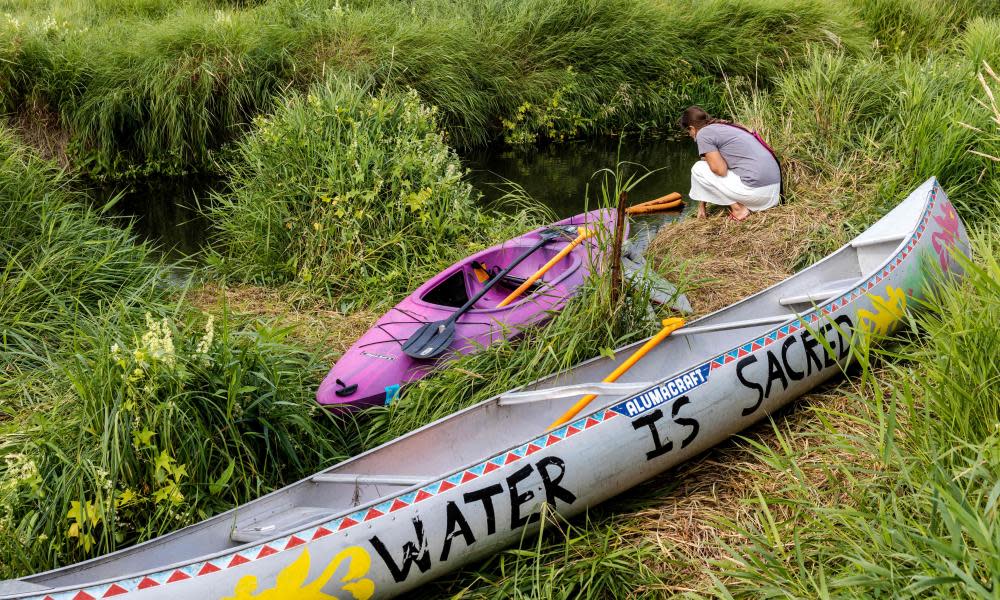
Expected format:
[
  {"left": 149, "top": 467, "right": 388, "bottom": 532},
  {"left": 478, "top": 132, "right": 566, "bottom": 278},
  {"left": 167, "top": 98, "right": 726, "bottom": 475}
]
[{"left": 402, "top": 225, "right": 576, "bottom": 359}]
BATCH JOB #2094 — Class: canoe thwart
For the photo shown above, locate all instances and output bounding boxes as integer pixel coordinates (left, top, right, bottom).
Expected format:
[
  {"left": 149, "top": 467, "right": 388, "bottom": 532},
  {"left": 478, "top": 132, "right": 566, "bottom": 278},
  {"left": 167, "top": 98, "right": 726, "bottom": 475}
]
[
  {"left": 777, "top": 278, "right": 860, "bottom": 306},
  {"left": 230, "top": 506, "right": 333, "bottom": 543},
  {"left": 851, "top": 233, "right": 907, "bottom": 249},
  {"left": 670, "top": 313, "right": 798, "bottom": 336},
  {"left": 311, "top": 474, "right": 430, "bottom": 486},
  {"left": 498, "top": 381, "right": 655, "bottom": 405}
]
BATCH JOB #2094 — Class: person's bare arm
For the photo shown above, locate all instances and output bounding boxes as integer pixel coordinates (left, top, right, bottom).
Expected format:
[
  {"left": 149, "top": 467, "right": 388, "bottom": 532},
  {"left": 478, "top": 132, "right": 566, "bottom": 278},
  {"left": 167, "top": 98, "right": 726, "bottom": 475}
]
[{"left": 703, "top": 150, "right": 728, "bottom": 176}]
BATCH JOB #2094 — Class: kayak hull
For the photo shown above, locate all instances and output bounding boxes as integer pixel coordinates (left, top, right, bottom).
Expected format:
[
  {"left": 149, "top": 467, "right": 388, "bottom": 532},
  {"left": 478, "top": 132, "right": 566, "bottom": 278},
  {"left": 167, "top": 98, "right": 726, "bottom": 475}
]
[
  {"left": 3, "top": 179, "right": 969, "bottom": 600},
  {"left": 316, "top": 209, "right": 623, "bottom": 410}
]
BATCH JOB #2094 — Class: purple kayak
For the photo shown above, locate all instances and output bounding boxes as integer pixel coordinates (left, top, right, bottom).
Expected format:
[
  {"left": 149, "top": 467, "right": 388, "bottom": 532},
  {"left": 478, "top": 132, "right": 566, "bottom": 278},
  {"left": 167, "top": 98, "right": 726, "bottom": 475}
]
[{"left": 317, "top": 209, "right": 625, "bottom": 410}]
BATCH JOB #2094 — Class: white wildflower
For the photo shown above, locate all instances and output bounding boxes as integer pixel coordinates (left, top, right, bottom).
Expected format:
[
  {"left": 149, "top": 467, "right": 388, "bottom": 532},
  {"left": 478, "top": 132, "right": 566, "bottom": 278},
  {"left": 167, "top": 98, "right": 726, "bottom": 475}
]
[
  {"left": 141, "top": 313, "right": 176, "bottom": 368},
  {"left": 196, "top": 315, "right": 215, "bottom": 356}
]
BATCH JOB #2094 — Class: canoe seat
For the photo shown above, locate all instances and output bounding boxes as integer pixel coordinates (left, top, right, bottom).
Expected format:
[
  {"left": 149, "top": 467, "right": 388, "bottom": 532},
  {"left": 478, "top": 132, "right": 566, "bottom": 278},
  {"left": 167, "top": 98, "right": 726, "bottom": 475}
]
[
  {"left": 230, "top": 506, "right": 332, "bottom": 544},
  {"left": 778, "top": 278, "right": 859, "bottom": 307}
]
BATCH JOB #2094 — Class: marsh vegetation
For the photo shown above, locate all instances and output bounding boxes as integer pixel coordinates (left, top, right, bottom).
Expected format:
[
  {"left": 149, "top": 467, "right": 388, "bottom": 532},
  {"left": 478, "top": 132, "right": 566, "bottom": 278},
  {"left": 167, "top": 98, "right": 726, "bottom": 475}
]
[{"left": 1, "top": 0, "right": 999, "bottom": 596}]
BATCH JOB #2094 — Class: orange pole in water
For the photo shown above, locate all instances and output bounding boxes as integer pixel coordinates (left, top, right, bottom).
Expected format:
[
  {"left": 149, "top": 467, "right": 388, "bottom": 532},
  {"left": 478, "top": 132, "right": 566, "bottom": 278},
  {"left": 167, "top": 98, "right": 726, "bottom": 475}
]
[
  {"left": 496, "top": 228, "right": 593, "bottom": 308},
  {"left": 547, "top": 317, "right": 686, "bottom": 430}
]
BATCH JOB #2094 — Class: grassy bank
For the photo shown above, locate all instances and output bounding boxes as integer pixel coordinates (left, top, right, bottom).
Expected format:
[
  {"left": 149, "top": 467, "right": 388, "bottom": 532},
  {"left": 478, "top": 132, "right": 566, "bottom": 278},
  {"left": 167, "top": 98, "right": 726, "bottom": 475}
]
[
  {"left": 0, "top": 0, "right": 865, "bottom": 176},
  {"left": 0, "top": 128, "right": 360, "bottom": 574},
  {"left": 2, "top": 0, "right": 1000, "bottom": 596}
]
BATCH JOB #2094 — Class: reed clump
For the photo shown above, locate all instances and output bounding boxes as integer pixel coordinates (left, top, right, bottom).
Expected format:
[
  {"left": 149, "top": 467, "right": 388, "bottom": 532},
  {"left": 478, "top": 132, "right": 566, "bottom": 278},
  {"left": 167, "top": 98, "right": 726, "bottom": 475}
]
[
  {"left": 0, "top": 0, "right": 866, "bottom": 177},
  {"left": 208, "top": 77, "right": 543, "bottom": 304}
]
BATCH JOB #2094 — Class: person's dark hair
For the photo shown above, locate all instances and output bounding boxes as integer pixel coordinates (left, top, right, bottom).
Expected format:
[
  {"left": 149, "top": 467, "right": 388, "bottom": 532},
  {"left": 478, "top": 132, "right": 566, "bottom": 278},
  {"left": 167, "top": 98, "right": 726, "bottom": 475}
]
[{"left": 679, "top": 106, "right": 723, "bottom": 130}]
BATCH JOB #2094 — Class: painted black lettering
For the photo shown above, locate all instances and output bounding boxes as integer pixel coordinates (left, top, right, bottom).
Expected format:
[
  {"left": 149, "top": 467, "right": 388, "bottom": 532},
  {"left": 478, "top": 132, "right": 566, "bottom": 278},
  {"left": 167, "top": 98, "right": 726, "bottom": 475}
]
[
  {"left": 820, "top": 323, "right": 837, "bottom": 369},
  {"left": 780, "top": 336, "right": 803, "bottom": 381},
  {"left": 834, "top": 315, "right": 853, "bottom": 360},
  {"left": 764, "top": 350, "right": 789, "bottom": 399},
  {"left": 631, "top": 409, "right": 673, "bottom": 460},
  {"left": 369, "top": 517, "right": 431, "bottom": 583},
  {"left": 507, "top": 464, "right": 539, "bottom": 529},
  {"left": 736, "top": 354, "right": 764, "bottom": 416},
  {"left": 670, "top": 396, "right": 699, "bottom": 449},
  {"left": 536, "top": 456, "right": 576, "bottom": 507},
  {"left": 440, "top": 501, "right": 475, "bottom": 562},
  {"left": 463, "top": 484, "right": 503, "bottom": 535},
  {"left": 801, "top": 329, "right": 823, "bottom": 376}
]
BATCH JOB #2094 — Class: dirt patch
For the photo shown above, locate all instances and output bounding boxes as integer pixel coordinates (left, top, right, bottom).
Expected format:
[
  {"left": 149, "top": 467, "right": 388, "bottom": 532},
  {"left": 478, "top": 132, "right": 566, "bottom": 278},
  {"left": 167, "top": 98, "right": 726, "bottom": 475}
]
[
  {"left": 186, "top": 283, "right": 378, "bottom": 357},
  {"left": 9, "top": 98, "right": 70, "bottom": 167}
]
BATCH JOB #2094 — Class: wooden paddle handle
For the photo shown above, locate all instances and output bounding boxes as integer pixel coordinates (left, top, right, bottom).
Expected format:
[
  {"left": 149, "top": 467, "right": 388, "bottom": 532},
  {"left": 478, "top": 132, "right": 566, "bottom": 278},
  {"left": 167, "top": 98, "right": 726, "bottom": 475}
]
[
  {"left": 496, "top": 228, "right": 593, "bottom": 308},
  {"left": 547, "top": 317, "right": 686, "bottom": 430}
]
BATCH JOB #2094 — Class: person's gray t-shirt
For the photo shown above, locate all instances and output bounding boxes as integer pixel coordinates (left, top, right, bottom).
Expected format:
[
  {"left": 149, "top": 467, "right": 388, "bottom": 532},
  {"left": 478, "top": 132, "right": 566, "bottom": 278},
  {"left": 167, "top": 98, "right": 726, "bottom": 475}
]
[{"left": 696, "top": 123, "right": 780, "bottom": 188}]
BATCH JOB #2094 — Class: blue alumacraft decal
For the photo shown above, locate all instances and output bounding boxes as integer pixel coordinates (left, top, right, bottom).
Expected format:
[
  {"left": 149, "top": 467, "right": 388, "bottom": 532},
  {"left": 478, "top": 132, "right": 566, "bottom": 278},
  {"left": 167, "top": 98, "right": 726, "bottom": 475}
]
[{"left": 610, "top": 363, "right": 711, "bottom": 418}]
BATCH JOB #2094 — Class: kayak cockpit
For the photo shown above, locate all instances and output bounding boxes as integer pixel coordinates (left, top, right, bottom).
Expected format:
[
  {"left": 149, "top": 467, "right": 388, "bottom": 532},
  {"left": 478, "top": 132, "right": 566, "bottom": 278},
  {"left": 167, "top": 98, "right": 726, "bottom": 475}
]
[{"left": 417, "top": 242, "right": 584, "bottom": 311}]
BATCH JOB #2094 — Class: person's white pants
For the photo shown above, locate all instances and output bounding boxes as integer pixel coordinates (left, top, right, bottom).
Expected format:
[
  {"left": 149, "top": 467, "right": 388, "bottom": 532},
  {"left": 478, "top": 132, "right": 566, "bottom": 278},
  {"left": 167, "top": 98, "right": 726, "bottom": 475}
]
[{"left": 689, "top": 160, "right": 779, "bottom": 211}]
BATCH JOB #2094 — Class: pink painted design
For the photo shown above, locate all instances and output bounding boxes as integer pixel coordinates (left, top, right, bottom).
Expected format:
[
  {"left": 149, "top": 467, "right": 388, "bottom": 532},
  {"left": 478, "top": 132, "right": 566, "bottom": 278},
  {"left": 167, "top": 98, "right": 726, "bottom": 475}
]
[{"left": 931, "top": 200, "right": 960, "bottom": 272}]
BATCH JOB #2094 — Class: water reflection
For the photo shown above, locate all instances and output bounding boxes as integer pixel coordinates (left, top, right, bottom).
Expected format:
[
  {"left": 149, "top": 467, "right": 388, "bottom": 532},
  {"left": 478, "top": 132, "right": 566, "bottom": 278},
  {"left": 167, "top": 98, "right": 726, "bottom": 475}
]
[
  {"left": 90, "top": 136, "right": 700, "bottom": 258},
  {"left": 462, "top": 135, "right": 698, "bottom": 218}
]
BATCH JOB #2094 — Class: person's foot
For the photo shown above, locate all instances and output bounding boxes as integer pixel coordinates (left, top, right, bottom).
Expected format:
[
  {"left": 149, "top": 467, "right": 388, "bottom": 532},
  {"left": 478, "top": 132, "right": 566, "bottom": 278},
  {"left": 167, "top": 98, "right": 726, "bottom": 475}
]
[
  {"left": 697, "top": 202, "right": 707, "bottom": 219},
  {"left": 729, "top": 204, "right": 751, "bottom": 222}
]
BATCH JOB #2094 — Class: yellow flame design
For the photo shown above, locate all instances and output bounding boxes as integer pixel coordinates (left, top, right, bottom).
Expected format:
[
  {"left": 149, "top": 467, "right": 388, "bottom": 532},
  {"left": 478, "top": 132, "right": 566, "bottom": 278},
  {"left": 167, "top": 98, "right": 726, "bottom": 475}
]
[
  {"left": 858, "top": 286, "right": 907, "bottom": 336},
  {"left": 222, "top": 546, "right": 375, "bottom": 600}
]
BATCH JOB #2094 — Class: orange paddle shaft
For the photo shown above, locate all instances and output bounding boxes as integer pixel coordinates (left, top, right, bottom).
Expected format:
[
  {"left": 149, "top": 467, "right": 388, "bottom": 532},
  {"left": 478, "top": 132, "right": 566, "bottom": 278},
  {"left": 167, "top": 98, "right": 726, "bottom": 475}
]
[
  {"left": 496, "top": 228, "right": 593, "bottom": 308},
  {"left": 547, "top": 317, "right": 686, "bottom": 429}
]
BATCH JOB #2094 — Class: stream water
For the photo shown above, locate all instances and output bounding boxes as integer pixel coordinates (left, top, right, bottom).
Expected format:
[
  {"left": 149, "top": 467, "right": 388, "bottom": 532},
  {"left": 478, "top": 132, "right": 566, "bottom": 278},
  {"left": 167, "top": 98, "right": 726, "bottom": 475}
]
[{"left": 98, "top": 135, "right": 698, "bottom": 257}]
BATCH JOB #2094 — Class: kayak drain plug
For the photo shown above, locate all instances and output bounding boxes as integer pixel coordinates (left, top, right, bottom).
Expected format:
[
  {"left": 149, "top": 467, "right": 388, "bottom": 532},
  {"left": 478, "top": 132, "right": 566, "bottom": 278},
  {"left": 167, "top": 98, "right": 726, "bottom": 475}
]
[{"left": 334, "top": 379, "right": 358, "bottom": 397}]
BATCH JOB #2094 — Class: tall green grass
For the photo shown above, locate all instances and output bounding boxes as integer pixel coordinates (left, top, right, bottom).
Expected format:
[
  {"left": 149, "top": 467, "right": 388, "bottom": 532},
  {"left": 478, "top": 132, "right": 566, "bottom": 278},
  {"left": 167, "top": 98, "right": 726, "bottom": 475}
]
[
  {"left": 0, "top": 0, "right": 865, "bottom": 176},
  {"left": 208, "top": 76, "right": 543, "bottom": 305},
  {"left": 0, "top": 126, "right": 358, "bottom": 576}
]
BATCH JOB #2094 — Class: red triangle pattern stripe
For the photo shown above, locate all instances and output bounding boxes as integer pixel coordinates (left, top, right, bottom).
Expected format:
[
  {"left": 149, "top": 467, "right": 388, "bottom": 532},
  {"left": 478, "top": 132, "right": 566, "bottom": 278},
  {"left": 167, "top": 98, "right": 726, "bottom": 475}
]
[
  {"left": 337, "top": 518, "right": 358, "bottom": 531},
  {"left": 504, "top": 452, "right": 520, "bottom": 464},
  {"left": 72, "top": 591, "right": 95, "bottom": 600},
  {"left": 197, "top": 562, "right": 221, "bottom": 576},
  {"left": 525, "top": 443, "right": 542, "bottom": 455},
  {"left": 313, "top": 526, "right": 333, "bottom": 539},
  {"left": 227, "top": 554, "right": 250, "bottom": 568},
  {"left": 566, "top": 425, "right": 581, "bottom": 436},
  {"left": 103, "top": 584, "right": 129, "bottom": 597},
  {"left": 257, "top": 545, "right": 278, "bottom": 559},
  {"left": 137, "top": 577, "right": 160, "bottom": 589},
  {"left": 546, "top": 434, "right": 560, "bottom": 446},
  {"left": 390, "top": 498, "right": 409, "bottom": 512},
  {"left": 438, "top": 480, "right": 456, "bottom": 492},
  {"left": 483, "top": 461, "right": 500, "bottom": 474},
  {"left": 285, "top": 535, "right": 306, "bottom": 549},
  {"left": 584, "top": 418, "right": 599, "bottom": 429},
  {"left": 167, "top": 570, "right": 191, "bottom": 583},
  {"left": 364, "top": 507, "right": 383, "bottom": 521},
  {"left": 415, "top": 489, "right": 433, "bottom": 502}
]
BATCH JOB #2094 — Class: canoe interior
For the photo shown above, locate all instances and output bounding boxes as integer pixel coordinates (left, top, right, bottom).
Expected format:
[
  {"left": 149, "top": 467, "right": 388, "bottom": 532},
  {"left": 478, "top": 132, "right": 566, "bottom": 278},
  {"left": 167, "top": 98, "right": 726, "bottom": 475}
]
[{"left": 24, "top": 187, "right": 926, "bottom": 589}]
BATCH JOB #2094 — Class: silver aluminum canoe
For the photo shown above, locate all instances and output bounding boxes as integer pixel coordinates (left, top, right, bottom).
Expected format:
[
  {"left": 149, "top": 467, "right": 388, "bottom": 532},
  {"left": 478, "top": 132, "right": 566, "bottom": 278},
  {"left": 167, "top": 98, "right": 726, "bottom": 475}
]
[{"left": 0, "top": 178, "right": 971, "bottom": 600}]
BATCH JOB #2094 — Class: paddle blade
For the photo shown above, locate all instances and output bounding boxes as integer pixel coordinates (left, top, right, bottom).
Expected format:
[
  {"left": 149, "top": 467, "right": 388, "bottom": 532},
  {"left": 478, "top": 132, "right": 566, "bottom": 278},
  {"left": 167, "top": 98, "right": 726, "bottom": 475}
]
[{"left": 401, "top": 320, "right": 456, "bottom": 359}]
